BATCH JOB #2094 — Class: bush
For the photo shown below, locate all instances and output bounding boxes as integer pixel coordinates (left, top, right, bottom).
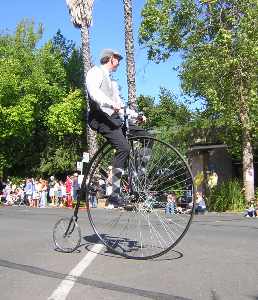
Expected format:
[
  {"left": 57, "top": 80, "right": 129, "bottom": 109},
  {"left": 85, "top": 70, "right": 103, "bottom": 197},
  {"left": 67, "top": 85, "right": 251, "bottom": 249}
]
[
  {"left": 206, "top": 180, "right": 245, "bottom": 212},
  {"left": 255, "top": 187, "right": 258, "bottom": 202}
]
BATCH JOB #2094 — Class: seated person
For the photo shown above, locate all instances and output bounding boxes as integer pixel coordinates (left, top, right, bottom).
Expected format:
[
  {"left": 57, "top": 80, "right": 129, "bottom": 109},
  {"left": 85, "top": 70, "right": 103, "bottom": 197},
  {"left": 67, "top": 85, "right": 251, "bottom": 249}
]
[
  {"left": 5, "top": 191, "right": 14, "bottom": 206},
  {"left": 244, "top": 200, "right": 257, "bottom": 218},
  {"left": 195, "top": 191, "right": 207, "bottom": 214},
  {"left": 165, "top": 192, "right": 177, "bottom": 215}
]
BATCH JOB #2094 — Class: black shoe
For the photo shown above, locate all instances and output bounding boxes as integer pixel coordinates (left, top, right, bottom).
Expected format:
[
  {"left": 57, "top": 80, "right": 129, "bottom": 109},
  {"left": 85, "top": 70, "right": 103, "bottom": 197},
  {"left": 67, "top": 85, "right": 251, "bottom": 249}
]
[{"left": 108, "top": 195, "right": 126, "bottom": 208}]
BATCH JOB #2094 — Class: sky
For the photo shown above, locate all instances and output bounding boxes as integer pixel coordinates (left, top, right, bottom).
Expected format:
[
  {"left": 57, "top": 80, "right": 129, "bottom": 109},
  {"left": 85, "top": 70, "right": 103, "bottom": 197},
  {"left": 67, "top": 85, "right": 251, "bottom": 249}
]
[{"left": 0, "top": 0, "right": 184, "bottom": 103}]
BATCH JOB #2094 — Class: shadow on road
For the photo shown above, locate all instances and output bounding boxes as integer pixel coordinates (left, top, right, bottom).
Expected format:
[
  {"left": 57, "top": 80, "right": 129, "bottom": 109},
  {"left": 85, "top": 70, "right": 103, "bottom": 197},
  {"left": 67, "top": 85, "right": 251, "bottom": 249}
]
[
  {"left": 0, "top": 258, "right": 190, "bottom": 300},
  {"left": 82, "top": 233, "right": 183, "bottom": 261}
]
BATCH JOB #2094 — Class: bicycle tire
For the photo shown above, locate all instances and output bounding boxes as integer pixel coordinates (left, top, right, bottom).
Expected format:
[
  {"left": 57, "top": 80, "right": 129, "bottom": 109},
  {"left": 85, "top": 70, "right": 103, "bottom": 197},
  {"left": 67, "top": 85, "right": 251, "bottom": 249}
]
[
  {"left": 53, "top": 217, "right": 81, "bottom": 253},
  {"left": 85, "top": 136, "right": 195, "bottom": 259}
]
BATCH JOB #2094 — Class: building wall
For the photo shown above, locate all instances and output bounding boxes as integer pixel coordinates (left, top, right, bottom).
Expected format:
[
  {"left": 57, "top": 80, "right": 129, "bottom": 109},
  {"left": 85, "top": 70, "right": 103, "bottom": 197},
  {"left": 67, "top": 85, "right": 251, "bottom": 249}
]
[
  {"left": 209, "top": 148, "right": 232, "bottom": 184},
  {"left": 189, "top": 147, "right": 232, "bottom": 189},
  {"left": 190, "top": 153, "right": 203, "bottom": 180}
]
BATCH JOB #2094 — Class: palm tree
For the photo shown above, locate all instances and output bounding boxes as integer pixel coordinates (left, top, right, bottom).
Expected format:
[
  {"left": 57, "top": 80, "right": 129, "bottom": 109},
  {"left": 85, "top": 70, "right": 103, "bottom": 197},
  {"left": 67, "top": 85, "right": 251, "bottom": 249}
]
[
  {"left": 123, "top": 0, "right": 137, "bottom": 110},
  {"left": 66, "top": 0, "right": 98, "bottom": 158}
]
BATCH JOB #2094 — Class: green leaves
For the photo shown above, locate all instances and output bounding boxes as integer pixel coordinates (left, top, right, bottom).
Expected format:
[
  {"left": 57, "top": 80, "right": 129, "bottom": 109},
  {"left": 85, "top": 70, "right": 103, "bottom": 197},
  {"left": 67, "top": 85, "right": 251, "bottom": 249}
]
[
  {"left": 1, "top": 95, "right": 36, "bottom": 139},
  {"left": 207, "top": 179, "right": 246, "bottom": 212},
  {"left": 140, "top": 0, "right": 257, "bottom": 149},
  {"left": 0, "top": 21, "right": 85, "bottom": 177},
  {"left": 140, "top": 0, "right": 200, "bottom": 61},
  {"left": 46, "top": 90, "right": 85, "bottom": 137},
  {"left": 140, "top": 0, "right": 257, "bottom": 201},
  {"left": 138, "top": 88, "right": 192, "bottom": 153},
  {"left": 38, "top": 143, "right": 80, "bottom": 175}
]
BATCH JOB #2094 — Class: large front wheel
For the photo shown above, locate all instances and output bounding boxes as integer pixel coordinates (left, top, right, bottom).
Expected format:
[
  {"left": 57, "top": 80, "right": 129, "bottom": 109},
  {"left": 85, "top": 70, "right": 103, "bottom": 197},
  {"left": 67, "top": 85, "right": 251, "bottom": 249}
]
[{"left": 85, "top": 136, "right": 195, "bottom": 259}]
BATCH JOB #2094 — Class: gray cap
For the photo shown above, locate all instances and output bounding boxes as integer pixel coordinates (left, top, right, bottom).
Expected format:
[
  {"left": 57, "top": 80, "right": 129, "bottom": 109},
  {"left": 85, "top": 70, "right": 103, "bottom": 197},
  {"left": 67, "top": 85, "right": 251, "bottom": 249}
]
[{"left": 100, "top": 48, "right": 123, "bottom": 61}]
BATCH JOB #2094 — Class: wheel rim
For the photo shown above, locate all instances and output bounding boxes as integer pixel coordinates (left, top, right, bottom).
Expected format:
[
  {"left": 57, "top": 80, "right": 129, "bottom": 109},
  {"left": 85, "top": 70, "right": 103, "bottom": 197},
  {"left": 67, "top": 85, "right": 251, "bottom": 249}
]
[
  {"left": 53, "top": 217, "right": 81, "bottom": 253},
  {"left": 86, "top": 137, "right": 195, "bottom": 259}
]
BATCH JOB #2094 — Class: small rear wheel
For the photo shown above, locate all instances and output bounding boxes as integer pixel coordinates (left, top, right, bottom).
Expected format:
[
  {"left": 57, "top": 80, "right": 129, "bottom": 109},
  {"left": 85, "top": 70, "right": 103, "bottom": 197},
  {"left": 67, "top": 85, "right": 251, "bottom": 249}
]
[{"left": 53, "top": 217, "right": 81, "bottom": 253}]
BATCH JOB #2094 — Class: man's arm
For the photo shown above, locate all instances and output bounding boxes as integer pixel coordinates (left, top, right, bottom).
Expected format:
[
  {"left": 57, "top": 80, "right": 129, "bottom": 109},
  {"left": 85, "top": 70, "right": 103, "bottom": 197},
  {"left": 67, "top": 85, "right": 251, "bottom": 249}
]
[{"left": 111, "top": 80, "right": 147, "bottom": 123}]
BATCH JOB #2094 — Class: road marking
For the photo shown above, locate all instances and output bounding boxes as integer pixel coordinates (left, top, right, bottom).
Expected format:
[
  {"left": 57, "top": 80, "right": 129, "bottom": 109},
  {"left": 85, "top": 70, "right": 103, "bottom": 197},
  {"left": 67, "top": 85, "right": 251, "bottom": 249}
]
[{"left": 48, "top": 243, "right": 104, "bottom": 300}]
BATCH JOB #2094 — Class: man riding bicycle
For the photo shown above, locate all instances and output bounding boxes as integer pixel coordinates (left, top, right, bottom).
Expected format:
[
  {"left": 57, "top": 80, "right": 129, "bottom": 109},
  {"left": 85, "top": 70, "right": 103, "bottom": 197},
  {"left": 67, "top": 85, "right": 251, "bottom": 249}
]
[{"left": 86, "top": 48, "right": 148, "bottom": 209}]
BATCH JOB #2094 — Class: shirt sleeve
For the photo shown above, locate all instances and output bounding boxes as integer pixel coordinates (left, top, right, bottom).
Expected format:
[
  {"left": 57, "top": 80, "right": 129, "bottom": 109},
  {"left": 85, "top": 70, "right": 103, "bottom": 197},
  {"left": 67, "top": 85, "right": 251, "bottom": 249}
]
[{"left": 86, "top": 66, "right": 114, "bottom": 108}]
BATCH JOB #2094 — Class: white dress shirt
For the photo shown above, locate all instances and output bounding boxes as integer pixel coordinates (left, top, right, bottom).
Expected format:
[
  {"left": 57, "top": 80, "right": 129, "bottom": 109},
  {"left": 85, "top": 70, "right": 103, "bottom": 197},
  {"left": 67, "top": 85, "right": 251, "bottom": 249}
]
[
  {"left": 86, "top": 64, "right": 138, "bottom": 121},
  {"left": 86, "top": 65, "right": 114, "bottom": 111}
]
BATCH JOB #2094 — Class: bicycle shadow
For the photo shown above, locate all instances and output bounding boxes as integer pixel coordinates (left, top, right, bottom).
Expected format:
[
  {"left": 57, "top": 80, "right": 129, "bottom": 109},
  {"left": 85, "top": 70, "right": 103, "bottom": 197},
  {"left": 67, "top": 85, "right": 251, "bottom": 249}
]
[{"left": 82, "top": 233, "right": 183, "bottom": 261}]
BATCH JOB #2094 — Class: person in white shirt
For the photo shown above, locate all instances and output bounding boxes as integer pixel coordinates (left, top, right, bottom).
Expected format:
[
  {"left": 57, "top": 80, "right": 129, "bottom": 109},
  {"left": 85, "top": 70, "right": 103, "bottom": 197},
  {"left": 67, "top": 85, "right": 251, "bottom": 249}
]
[{"left": 86, "top": 48, "right": 148, "bottom": 208}]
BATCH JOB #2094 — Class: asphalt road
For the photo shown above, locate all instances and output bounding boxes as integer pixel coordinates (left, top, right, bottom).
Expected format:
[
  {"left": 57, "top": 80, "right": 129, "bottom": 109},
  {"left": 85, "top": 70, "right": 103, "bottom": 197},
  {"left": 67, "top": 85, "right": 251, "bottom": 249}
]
[{"left": 0, "top": 206, "right": 257, "bottom": 300}]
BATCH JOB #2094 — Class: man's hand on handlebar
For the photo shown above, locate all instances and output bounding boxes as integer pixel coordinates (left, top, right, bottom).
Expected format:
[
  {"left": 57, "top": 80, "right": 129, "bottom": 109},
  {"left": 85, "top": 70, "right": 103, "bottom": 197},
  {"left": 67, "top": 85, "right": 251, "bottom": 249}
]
[
  {"left": 137, "top": 113, "right": 147, "bottom": 124},
  {"left": 112, "top": 103, "right": 121, "bottom": 112}
]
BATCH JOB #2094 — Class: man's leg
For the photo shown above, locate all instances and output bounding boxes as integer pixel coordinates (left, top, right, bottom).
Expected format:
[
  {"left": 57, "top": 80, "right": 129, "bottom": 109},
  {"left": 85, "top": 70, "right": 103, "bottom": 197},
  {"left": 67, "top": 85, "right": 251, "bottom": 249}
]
[
  {"left": 129, "top": 125, "right": 152, "bottom": 174},
  {"left": 128, "top": 124, "right": 148, "bottom": 137},
  {"left": 98, "top": 124, "right": 130, "bottom": 205}
]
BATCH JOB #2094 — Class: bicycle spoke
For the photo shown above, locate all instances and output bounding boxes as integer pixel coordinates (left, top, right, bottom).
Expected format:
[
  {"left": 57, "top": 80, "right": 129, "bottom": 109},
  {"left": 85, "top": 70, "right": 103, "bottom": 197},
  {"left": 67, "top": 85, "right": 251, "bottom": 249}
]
[{"left": 86, "top": 137, "right": 195, "bottom": 259}]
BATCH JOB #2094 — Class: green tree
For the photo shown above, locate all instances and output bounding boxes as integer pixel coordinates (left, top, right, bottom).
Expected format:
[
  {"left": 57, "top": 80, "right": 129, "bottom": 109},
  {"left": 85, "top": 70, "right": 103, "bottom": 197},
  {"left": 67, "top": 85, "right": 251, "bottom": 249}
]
[
  {"left": 51, "top": 29, "right": 84, "bottom": 90},
  {"left": 0, "top": 20, "right": 85, "bottom": 177},
  {"left": 45, "top": 90, "right": 84, "bottom": 137},
  {"left": 139, "top": 0, "right": 258, "bottom": 202},
  {"left": 52, "top": 29, "right": 76, "bottom": 64},
  {"left": 138, "top": 88, "right": 192, "bottom": 154}
]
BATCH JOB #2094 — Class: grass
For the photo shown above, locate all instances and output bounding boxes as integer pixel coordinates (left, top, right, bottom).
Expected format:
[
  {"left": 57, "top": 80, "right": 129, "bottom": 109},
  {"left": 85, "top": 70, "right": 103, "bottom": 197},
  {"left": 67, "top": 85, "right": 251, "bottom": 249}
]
[{"left": 206, "top": 180, "right": 246, "bottom": 212}]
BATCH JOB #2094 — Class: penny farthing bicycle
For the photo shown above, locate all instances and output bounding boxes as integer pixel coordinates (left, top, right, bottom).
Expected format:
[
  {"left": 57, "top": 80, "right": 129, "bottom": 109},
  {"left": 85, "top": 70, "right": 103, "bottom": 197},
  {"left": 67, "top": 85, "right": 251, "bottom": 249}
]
[{"left": 53, "top": 107, "right": 196, "bottom": 260}]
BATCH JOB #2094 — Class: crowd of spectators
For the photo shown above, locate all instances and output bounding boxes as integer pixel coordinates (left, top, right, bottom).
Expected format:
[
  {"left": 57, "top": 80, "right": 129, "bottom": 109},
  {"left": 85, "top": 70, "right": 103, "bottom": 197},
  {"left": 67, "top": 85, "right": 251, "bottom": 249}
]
[
  {"left": 0, "top": 174, "right": 80, "bottom": 208},
  {"left": 0, "top": 170, "right": 211, "bottom": 214},
  {"left": 0, "top": 167, "right": 113, "bottom": 209}
]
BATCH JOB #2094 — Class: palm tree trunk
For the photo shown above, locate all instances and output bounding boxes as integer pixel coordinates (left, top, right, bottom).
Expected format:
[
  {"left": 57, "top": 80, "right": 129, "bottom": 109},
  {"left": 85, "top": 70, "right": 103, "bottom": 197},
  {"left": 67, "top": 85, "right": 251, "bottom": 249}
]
[
  {"left": 123, "top": 0, "right": 137, "bottom": 109},
  {"left": 81, "top": 22, "right": 98, "bottom": 158},
  {"left": 66, "top": 0, "right": 97, "bottom": 159}
]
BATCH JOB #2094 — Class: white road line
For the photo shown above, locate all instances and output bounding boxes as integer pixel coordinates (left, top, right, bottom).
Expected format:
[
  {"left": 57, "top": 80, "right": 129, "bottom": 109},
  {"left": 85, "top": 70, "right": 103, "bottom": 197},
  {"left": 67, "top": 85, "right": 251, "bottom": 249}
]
[{"left": 48, "top": 243, "right": 104, "bottom": 300}]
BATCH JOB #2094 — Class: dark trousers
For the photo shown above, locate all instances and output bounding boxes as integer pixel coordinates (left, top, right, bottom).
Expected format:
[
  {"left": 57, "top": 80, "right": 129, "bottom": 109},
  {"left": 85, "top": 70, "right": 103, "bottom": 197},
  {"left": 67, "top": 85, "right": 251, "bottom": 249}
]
[{"left": 89, "top": 111, "right": 148, "bottom": 169}]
